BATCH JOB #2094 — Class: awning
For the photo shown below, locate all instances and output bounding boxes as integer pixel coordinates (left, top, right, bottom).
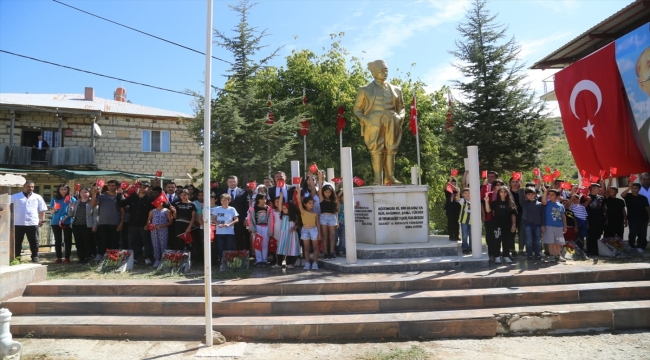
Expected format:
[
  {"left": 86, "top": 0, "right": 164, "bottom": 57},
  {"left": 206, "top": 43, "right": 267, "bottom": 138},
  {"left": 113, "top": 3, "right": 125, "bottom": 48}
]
[{"left": 0, "top": 167, "right": 172, "bottom": 180}]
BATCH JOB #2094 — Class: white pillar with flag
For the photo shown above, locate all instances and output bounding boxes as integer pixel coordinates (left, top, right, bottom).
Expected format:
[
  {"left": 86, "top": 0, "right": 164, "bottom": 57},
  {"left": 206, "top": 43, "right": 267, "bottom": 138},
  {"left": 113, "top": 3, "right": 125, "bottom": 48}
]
[{"left": 410, "top": 91, "right": 421, "bottom": 185}]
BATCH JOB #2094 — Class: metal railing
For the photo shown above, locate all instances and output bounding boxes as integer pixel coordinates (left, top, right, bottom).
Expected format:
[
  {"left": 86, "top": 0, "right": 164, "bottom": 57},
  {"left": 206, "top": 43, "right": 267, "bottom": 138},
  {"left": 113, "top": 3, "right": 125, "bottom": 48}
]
[{"left": 0, "top": 145, "right": 95, "bottom": 166}]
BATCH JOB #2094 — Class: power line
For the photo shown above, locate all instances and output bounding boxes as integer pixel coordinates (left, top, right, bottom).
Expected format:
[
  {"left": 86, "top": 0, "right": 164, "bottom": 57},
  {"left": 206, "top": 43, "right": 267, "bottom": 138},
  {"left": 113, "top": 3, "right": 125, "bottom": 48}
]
[
  {"left": 0, "top": 49, "right": 195, "bottom": 96},
  {"left": 52, "top": 0, "right": 233, "bottom": 66}
]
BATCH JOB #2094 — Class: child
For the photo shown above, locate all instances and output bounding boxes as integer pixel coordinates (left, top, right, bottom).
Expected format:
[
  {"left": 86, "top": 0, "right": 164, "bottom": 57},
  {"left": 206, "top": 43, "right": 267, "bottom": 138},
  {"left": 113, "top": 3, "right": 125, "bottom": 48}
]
[
  {"left": 247, "top": 194, "right": 274, "bottom": 268},
  {"left": 484, "top": 185, "right": 517, "bottom": 264},
  {"left": 541, "top": 188, "right": 568, "bottom": 262},
  {"left": 445, "top": 179, "right": 461, "bottom": 241},
  {"left": 522, "top": 187, "right": 544, "bottom": 261},
  {"left": 336, "top": 189, "right": 346, "bottom": 256},
  {"left": 269, "top": 195, "right": 283, "bottom": 269},
  {"left": 211, "top": 193, "right": 239, "bottom": 266},
  {"left": 297, "top": 179, "right": 321, "bottom": 270},
  {"left": 563, "top": 199, "right": 579, "bottom": 243},
  {"left": 458, "top": 188, "right": 472, "bottom": 254},
  {"left": 147, "top": 201, "right": 173, "bottom": 268},
  {"left": 569, "top": 194, "right": 588, "bottom": 249},
  {"left": 50, "top": 183, "right": 76, "bottom": 264},
  {"left": 318, "top": 171, "right": 339, "bottom": 259},
  {"left": 275, "top": 191, "right": 301, "bottom": 269}
]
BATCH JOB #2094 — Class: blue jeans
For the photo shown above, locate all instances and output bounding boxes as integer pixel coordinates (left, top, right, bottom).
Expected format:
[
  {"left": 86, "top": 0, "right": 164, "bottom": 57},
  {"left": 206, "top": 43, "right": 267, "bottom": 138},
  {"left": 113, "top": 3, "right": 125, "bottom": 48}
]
[
  {"left": 216, "top": 234, "right": 235, "bottom": 259},
  {"left": 336, "top": 224, "right": 346, "bottom": 252},
  {"left": 524, "top": 223, "right": 542, "bottom": 257},
  {"left": 461, "top": 223, "right": 471, "bottom": 249}
]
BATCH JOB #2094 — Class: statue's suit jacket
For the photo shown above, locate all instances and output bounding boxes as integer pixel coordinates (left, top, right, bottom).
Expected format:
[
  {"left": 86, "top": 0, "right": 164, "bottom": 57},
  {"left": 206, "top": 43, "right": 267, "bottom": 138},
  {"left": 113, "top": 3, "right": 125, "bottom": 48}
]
[{"left": 353, "top": 81, "right": 405, "bottom": 137}]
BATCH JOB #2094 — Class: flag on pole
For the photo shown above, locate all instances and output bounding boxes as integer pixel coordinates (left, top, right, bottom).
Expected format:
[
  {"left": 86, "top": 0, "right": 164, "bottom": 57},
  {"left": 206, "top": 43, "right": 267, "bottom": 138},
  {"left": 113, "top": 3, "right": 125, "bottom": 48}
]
[
  {"left": 336, "top": 106, "right": 346, "bottom": 135},
  {"left": 409, "top": 94, "right": 418, "bottom": 136}
]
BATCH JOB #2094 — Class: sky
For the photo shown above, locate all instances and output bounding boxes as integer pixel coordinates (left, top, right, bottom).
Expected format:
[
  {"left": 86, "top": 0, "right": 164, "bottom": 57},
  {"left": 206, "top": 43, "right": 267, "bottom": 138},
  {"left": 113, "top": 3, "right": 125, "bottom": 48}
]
[{"left": 0, "top": 0, "right": 635, "bottom": 117}]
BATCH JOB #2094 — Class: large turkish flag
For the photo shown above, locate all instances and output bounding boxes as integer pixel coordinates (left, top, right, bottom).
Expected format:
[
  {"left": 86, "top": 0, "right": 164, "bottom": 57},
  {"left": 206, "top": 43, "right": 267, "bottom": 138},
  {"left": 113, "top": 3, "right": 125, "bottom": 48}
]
[{"left": 555, "top": 43, "right": 649, "bottom": 177}]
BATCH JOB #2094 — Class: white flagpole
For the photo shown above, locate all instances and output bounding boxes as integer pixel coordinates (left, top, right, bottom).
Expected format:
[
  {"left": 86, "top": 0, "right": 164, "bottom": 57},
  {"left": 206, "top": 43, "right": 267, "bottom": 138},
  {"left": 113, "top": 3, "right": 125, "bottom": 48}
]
[
  {"left": 414, "top": 92, "right": 421, "bottom": 185},
  {"left": 303, "top": 135, "right": 307, "bottom": 173},
  {"left": 202, "top": 0, "right": 214, "bottom": 347}
]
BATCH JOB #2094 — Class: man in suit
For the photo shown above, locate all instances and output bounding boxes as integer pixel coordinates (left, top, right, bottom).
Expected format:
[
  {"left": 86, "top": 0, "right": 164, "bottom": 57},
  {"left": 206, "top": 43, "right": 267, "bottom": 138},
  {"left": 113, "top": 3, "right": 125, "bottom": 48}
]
[
  {"left": 222, "top": 175, "right": 250, "bottom": 251},
  {"left": 353, "top": 59, "right": 405, "bottom": 185},
  {"left": 33, "top": 135, "right": 49, "bottom": 162},
  {"left": 267, "top": 171, "right": 297, "bottom": 205}
]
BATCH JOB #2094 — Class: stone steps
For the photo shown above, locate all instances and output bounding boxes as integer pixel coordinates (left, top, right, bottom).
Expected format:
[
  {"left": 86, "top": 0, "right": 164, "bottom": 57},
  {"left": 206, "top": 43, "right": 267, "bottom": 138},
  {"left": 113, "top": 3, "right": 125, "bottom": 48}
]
[
  {"left": 5, "top": 281, "right": 650, "bottom": 317},
  {"left": 23, "top": 264, "right": 650, "bottom": 297},
  {"left": 5, "top": 264, "right": 650, "bottom": 340},
  {"left": 8, "top": 300, "right": 650, "bottom": 340}
]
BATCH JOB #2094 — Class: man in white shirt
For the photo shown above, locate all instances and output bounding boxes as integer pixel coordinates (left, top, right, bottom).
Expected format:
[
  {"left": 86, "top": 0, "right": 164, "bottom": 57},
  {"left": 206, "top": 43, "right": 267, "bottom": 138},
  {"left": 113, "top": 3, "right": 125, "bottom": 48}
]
[{"left": 11, "top": 180, "right": 47, "bottom": 263}]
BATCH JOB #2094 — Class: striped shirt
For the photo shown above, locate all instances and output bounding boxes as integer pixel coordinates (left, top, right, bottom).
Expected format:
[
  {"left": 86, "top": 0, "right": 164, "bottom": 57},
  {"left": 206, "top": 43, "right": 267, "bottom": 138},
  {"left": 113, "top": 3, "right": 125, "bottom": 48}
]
[
  {"left": 570, "top": 204, "right": 588, "bottom": 220},
  {"left": 459, "top": 199, "right": 471, "bottom": 225}
]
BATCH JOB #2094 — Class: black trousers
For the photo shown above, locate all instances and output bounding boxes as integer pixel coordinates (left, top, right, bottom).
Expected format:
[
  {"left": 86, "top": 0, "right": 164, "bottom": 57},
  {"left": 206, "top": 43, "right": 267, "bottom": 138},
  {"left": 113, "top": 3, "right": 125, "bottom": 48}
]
[
  {"left": 96, "top": 224, "right": 120, "bottom": 255},
  {"left": 15, "top": 225, "right": 39, "bottom": 259},
  {"left": 628, "top": 219, "right": 648, "bottom": 249},
  {"left": 586, "top": 221, "right": 604, "bottom": 255},
  {"left": 51, "top": 224, "right": 73, "bottom": 259},
  {"left": 604, "top": 219, "right": 624, "bottom": 239},
  {"left": 128, "top": 226, "right": 153, "bottom": 260},
  {"left": 234, "top": 221, "right": 250, "bottom": 251},
  {"left": 72, "top": 225, "right": 95, "bottom": 261},
  {"left": 446, "top": 211, "right": 460, "bottom": 239}
]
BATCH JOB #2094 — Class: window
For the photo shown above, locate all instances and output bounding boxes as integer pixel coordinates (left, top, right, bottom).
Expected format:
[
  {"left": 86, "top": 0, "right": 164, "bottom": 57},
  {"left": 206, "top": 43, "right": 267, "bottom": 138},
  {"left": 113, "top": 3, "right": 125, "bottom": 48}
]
[{"left": 142, "top": 130, "right": 170, "bottom": 152}]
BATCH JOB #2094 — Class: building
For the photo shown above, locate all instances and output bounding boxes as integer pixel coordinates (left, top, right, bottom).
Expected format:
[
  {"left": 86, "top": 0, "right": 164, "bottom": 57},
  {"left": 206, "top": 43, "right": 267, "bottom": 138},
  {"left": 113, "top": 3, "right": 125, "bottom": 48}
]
[{"left": 0, "top": 86, "right": 202, "bottom": 202}]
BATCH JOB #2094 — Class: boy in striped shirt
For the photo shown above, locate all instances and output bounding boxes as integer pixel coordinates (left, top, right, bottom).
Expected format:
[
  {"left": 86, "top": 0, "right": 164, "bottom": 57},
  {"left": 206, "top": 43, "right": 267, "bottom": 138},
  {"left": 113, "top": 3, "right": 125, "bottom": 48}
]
[
  {"left": 459, "top": 188, "right": 472, "bottom": 254},
  {"left": 569, "top": 194, "right": 588, "bottom": 249}
]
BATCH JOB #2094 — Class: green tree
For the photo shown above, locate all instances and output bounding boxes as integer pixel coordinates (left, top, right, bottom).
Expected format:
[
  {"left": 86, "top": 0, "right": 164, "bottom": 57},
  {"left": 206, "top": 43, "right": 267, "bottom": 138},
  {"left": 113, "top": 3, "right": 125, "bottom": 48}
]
[
  {"left": 447, "top": 0, "right": 549, "bottom": 173},
  {"left": 187, "top": 0, "right": 303, "bottom": 183}
]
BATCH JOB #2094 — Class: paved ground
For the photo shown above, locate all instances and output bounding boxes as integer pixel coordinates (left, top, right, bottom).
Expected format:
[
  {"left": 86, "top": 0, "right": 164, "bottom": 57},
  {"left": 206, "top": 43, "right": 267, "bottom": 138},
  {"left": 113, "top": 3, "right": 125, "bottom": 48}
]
[{"left": 14, "top": 331, "right": 650, "bottom": 359}]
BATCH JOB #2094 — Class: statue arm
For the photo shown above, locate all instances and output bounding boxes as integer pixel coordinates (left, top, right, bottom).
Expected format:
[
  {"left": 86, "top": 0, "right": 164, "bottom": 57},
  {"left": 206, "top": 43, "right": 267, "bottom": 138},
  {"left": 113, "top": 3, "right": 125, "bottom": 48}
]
[
  {"left": 395, "top": 87, "right": 405, "bottom": 119},
  {"left": 352, "top": 88, "right": 367, "bottom": 120}
]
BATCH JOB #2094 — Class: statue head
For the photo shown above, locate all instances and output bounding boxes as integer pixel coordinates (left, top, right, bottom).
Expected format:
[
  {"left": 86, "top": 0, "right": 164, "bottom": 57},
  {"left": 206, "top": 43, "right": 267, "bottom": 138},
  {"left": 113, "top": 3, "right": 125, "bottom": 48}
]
[{"left": 368, "top": 60, "right": 388, "bottom": 81}]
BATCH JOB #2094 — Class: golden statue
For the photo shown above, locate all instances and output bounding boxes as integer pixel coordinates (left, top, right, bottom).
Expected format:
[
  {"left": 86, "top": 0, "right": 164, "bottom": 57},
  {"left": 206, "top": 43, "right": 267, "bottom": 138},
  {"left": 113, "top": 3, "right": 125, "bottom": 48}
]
[{"left": 353, "top": 60, "right": 405, "bottom": 185}]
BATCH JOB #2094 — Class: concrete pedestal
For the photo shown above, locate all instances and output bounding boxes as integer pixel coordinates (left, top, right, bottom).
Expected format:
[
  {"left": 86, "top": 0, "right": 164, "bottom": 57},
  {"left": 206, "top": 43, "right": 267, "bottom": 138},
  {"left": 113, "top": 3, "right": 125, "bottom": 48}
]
[{"left": 353, "top": 185, "right": 429, "bottom": 245}]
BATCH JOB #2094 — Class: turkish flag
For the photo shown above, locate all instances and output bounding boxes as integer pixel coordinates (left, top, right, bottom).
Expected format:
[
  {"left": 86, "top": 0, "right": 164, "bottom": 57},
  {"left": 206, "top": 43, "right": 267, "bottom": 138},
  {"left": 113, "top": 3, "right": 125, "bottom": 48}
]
[
  {"left": 409, "top": 95, "right": 418, "bottom": 136},
  {"left": 268, "top": 237, "right": 278, "bottom": 253},
  {"left": 253, "top": 233, "right": 263, "bottom": 251},
  {"left": 336, "top": 106, "right": 346, "bottom": 135},
  {"left": 555, "top": 43, "right": 649, "bottom": 177}
]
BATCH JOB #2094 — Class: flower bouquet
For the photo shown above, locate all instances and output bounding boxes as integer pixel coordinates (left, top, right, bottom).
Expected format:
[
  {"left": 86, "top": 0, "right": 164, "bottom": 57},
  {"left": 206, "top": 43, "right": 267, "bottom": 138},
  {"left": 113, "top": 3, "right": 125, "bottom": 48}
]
[
  {"left": 157, "top": 250, "right": 191, "bottom": 275},
  {"left": 95, "top": 249, "right": 133, "bottom": 273},
  {"left": 598, "top": 237, "right": 635, "bottom": 258},
  {"left": 561, "top": 241, "right": 588, "bottom": 261},
  {"left": 220, "top": 250, "right": 250, "bottom": 272}
]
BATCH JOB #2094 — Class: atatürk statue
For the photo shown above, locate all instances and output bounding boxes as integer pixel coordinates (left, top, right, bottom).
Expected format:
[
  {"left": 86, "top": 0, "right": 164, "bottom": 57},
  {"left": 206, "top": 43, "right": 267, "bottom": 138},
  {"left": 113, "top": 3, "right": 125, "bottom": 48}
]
[{"left": 353, "top": 60, "right": 405, "bottom": 185}]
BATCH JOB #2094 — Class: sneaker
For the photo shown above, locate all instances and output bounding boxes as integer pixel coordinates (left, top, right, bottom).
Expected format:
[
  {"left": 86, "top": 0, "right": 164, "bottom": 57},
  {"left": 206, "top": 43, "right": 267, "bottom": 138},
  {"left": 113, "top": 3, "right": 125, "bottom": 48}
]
[
  {"left": 495, "top": 257, "right": 501, "bottom": 264},
  {"left": 547, "top": 256, "right": 556, "bottom": 262},
  {"left": 153, "top": 261, "right": 160, "bottom": 268},
  {"left": 511, "top": 251, "right": 518, "bottom": 259},
  {"left": 527, "top": 256, "right": 534, "bottom": 261},
  {"left": 489, "top": 256, "right": 495, "bottom": 262},
  {"left": 303, "top": 262, "right": 311, "bottom": 270},
  {"left": 638, "top": 248, "right": 645, "bottom": 253},
  {"left": 311, "top": 263, "right": 319, "bottom": 270},
  {"left": 54, "top": 258, "right": 63, "bottom": 264},
  {"left": 287, "top": 264, "right": 294, "bottom": 269},
  {"left": 504, "top": 257, "right": 513, "bottom": 264},
  {"left": 64, "top": 258, "right": 71, "bottom": 264},
  {"left": 556, "top": 256, "right": 566, "bottom": 262},
  {"left": 261, "top": 262, "right": 268, "bottom": 268},
  {"left": 331, "top": 254, "right": 336, "bottom": 259},
  {"left": 534, "top": 255, "right": 542, "bottom": 261},
  {"left": 271, "top": 264, "right": 281, "bottom": 269},
  {"left": 145, "top": 259, "right": 152, "bottom": 265},
  {"left": 31, "top": 257, "right": 40, "bottom": 263},
  {"left": 94, "top": 254, "right": 103, "bottom": 262}
]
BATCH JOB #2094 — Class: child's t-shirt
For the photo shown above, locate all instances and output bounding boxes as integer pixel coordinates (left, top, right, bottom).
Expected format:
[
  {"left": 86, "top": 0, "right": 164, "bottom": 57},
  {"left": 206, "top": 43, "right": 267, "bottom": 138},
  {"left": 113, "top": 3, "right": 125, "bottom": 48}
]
[
  {"left": 490, "top": 199, "right": 516, "bottom": 225},
  {"left": 545, "top": 201, "right": 565, "bottom": 227},
  {"left": 565, "top": 209, "right": 576, "bottom": 228},
  {"left": 459, "top": 198, "right": 471, "bottom": 225},
  {"left": 301, "top": 209, "right": 317, "bottom": 228},
  {"left": 569, "top": 203, "right": 588, "bottom": 220},
  {"left": 254, "top": 205, "right": 269, "bottom": 226},
  {"left": 211, "top": 206, "right": 238, "bottom": 235},
  {"left": 338, "top": 203, "right": 345, "bottom": 225}
]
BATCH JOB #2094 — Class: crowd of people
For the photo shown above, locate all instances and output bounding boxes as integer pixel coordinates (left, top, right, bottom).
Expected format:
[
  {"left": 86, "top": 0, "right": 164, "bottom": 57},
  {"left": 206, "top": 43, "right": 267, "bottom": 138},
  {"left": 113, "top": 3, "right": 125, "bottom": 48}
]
[
  {"left": 444, "top": 171, "right": 650, "bottom": 264},
  {"left": 11, "top": 170, "right": 347, "bottom": 271}
]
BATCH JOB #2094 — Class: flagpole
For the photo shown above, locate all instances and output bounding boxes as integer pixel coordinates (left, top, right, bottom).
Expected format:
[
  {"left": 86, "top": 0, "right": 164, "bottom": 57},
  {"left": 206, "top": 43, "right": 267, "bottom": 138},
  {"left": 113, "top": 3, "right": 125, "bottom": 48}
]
[
  {"left": 414, "top": 91, "right": 421, "bottom": 185},
  {"left": 303, "top": 135, "right": 307, "bottom": 173},
  {"left": 202, "top": 0, "right": 214, "bottom": 347}
]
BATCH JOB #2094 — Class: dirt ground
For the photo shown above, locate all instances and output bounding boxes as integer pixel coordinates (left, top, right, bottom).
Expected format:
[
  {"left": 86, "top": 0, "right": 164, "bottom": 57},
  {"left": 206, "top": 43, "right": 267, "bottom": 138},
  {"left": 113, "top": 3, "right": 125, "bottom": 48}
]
[{"left": 14, "top": 331, "right": 650, "bottom": 360}]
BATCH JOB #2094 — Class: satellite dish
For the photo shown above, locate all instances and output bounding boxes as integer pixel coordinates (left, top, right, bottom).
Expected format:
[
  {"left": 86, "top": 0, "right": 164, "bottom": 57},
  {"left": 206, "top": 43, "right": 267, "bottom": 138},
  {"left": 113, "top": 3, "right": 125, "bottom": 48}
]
[{"left": 93, "top": 123, "right": 103, "bottom": 137}]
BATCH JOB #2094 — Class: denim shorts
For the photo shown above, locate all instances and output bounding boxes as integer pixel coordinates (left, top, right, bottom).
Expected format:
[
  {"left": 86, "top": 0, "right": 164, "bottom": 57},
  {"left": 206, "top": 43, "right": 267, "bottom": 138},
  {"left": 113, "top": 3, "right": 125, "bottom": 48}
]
[
  {"left": 319, "top": 213, "right": 338, "bottom": 227},
  {"left": 301, "top": 226, "right": 319, "bottom": 240}
]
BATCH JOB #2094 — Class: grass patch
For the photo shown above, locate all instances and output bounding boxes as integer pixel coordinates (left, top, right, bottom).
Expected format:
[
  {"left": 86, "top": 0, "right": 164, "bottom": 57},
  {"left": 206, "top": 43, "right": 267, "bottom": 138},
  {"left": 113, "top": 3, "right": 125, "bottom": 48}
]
[{"left": 361, "top": 345, "right": 429, "bottom": 360}]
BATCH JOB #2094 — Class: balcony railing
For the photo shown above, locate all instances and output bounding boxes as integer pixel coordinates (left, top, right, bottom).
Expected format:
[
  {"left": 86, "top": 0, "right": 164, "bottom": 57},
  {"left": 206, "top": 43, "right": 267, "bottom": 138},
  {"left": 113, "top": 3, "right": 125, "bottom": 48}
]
[{"left": 0, "top": 145, "right": 95, "bottom": 167}]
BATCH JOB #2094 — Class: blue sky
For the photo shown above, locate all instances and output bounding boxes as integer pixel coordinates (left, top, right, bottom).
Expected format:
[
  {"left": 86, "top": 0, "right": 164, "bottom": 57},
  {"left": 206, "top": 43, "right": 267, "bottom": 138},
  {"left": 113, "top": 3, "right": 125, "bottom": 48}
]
[{"left": 0, "top": 0, "right": 634, "bottom": 116}]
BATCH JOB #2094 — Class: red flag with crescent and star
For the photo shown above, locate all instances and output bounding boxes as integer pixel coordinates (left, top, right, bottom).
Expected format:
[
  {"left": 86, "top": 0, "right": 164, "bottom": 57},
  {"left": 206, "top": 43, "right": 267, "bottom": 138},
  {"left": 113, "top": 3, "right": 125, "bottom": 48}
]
[
  {"left": 336, "top": 106, "right": 346, "bottom": 135},
  {"left": 409, "top": 94, "right": 418, "bottom": 136},
  {"left": 554, "top": 43, "right": 649, "bottom": 177}
]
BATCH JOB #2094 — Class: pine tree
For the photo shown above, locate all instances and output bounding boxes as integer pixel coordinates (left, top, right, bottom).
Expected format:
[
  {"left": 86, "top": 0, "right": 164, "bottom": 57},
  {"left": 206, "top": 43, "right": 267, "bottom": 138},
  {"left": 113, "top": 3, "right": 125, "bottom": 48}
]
[
  {"left": 188, "top": 0, "right": 303, "bottom": 183},
  {"left": 447, "top": 0, "right": 549, "bottom": 173}
]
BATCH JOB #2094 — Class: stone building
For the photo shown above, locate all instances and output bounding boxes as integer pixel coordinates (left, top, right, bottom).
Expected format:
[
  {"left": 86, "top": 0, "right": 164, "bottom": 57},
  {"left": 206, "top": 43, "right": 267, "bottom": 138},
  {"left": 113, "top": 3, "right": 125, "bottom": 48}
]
[{"left": 0, "top": 87, "right": 201, "bottom": 202}]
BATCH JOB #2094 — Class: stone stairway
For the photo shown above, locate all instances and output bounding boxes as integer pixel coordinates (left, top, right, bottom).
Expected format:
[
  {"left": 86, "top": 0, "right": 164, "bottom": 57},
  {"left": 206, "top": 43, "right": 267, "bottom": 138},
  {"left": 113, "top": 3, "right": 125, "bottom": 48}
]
[{"left": 3, "top": 263, "right": 650, "bottom": 340}]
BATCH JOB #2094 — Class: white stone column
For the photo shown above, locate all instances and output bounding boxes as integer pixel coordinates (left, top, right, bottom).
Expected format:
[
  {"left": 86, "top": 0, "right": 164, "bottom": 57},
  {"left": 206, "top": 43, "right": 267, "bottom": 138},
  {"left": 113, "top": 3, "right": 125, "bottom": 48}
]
[
  {"left": 0, "top": 190, "right": 10, "bottom": 267},
  {"left": 341, "top": 147, "right": 357, "bottom": 264},
  {"left": 0, "top": 309, "right": 21, "bottom": 358},
  {"left": 326, "top": 168, "right": 335, "bottom": 184},
  {"left": 411, "top": 167, "right": 418, "bottom": 185},
  {"left": 468, "top": 146, "right": 483, "bottom": 258},
  {"left": 291, "top": 161, "right": 300, "bottom": 184}
]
